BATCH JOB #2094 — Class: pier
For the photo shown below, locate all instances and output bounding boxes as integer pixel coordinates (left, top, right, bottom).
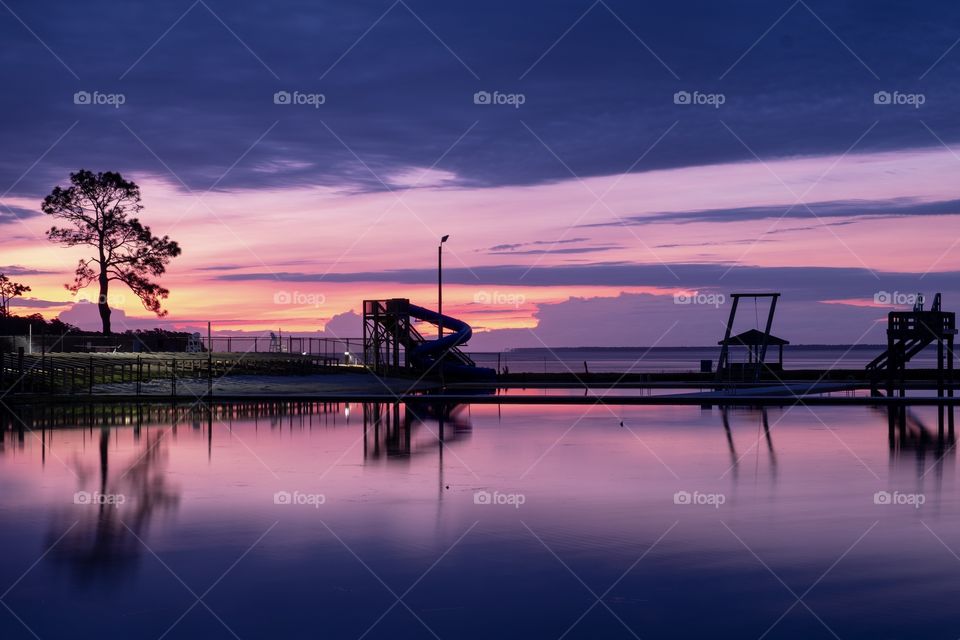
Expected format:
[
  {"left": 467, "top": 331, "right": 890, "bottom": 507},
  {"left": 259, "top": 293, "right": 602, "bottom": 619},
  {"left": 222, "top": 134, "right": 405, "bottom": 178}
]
[{"left": 0, "top": 293, "right": 956, "bottom": 407}]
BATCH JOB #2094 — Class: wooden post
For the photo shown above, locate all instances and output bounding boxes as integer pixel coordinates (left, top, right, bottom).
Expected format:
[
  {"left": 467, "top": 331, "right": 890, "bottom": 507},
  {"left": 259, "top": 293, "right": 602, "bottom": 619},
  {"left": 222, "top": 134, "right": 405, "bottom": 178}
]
[
  {"left": 886, "top": 321, "right": 894, "bottom": 398},
  {"left": 938, "top": 339, "right": 945, "bottom": 399},
  {"left": 208, "top": 321, "right": 213, "bottom": 397},
  {"left": 947, "top": 334, "right": 955, "bottom": 399},
  {"left": 717, "top": 296, "right": 740, "bottom": 379}
]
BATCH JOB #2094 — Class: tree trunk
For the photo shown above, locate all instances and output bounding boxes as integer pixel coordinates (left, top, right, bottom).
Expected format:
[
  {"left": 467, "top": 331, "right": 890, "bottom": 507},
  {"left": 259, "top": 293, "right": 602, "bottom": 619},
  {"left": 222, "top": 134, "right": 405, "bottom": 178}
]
[
  {"left": 99, "top": 429, "right": 109, "bottom": 517},
  {"left": 98, "top": 275, "right": 111, "bottom": 335}
]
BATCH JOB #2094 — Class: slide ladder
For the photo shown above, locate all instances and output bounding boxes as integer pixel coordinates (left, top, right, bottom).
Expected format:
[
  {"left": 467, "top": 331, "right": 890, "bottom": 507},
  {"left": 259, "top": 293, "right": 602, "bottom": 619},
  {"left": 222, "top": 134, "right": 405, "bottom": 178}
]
[{"left": 362, "top": 299, "right": 495, "bottom": 379}]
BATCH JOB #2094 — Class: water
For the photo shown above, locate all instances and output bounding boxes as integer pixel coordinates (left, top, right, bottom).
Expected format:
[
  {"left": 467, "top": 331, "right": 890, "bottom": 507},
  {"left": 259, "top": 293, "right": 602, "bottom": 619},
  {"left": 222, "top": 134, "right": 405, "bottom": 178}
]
[
  {"left": 0, "top": 401, "right": 957, "bottom": 639},
  {"left": 468, "top": 345, "right": 938, "bottom": 373}
]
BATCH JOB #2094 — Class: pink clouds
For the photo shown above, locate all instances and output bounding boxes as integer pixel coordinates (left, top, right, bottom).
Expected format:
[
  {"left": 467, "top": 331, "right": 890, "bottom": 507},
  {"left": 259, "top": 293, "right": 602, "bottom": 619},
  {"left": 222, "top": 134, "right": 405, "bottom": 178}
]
[{"left": 3, "top": 143, "right": 960, "bottom": 344}]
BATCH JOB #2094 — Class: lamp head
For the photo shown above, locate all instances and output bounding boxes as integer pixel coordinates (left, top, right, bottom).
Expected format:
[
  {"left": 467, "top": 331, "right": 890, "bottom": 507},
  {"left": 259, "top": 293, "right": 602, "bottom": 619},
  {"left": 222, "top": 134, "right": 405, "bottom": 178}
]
[{"left": 440, "top": 234, "right": 449, "bottom": 244}]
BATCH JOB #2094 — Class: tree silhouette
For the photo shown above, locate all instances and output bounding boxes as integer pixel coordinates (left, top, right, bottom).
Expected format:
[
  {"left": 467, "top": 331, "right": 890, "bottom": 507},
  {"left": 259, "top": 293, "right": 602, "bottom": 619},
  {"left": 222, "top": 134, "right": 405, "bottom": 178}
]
[
  {"left": 42, "top": 170, "right": 181, "bottom": 334},
  {"left": 0, "top": 273, "right": 30, "bottom": 317}
]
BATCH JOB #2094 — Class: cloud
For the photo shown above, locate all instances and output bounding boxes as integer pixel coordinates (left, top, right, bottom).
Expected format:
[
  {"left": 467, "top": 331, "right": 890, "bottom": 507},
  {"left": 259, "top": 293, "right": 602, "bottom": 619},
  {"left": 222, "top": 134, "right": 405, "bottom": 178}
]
[
  {"left": 587, "top": 197, "right": 960, "bottom": 227},
  {"left": 487, "top": 245, "right": 620, "bottom": 256},
  {"left": 467, "top": 291, "right": 892, "bottom": 350},
  {"left": 57, "top": 301, "right": 203, "bottom": 332},
  {"left": 320, "top": 310, "right": 361, "bottom": 338},
  {"left": 3, "top": 1, "right": 960, "bottom": 197},
  {"left": 0, "top": 204, "right": 40, "bottom": 223},
  {"left": 485, "top": 237, "right": 590, "bottom": 252},
  {"left": 0, "top": 265, "right": 51, "bottom": 276},
  {"left": 213, "top": 262, "right": 960, "bottom": 304},
  {"left": 9, "top": 297, "right": 69, "bottom": 310}
]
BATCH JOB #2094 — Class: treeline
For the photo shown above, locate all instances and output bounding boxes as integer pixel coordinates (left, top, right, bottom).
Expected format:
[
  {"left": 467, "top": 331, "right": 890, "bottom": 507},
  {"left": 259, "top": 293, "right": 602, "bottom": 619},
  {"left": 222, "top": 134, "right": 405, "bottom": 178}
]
[{"left": 0, "top": 313, "right": 191, "bottom": 339}]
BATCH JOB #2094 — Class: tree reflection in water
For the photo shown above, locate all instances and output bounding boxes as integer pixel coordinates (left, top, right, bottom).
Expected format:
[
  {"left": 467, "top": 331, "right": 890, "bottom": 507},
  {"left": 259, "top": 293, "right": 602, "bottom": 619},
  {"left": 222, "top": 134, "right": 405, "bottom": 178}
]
[{"left": 50, "top": 428, "right": 180, "bottom": 586}]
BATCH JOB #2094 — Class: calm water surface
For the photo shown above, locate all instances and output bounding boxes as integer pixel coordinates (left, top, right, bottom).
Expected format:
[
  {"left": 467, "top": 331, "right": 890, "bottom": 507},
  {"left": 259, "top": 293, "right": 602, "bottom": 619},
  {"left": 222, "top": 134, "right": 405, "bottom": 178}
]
[
  {"left": 469, "top": 346, "right": 938, "bottom": 373},
  {"left": 0, "top": 401, "right": 957, "bottom": 639}
]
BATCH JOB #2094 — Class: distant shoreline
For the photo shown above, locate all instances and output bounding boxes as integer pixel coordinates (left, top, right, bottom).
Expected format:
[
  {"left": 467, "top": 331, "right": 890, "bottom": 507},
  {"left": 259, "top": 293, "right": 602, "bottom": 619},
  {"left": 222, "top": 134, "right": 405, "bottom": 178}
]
[{"left": 492, "top": 344, "right": 887, "bottom": 353}]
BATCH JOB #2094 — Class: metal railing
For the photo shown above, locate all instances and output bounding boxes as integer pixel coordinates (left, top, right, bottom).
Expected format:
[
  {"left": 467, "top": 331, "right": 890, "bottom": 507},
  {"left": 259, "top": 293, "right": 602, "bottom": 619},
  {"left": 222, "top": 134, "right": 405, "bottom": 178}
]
[
  {"left": 201, "top": 336, "right": 364, "bottom": 361},
  {"left": 0, "top": 334, "right": 366, "bottom": 361}
]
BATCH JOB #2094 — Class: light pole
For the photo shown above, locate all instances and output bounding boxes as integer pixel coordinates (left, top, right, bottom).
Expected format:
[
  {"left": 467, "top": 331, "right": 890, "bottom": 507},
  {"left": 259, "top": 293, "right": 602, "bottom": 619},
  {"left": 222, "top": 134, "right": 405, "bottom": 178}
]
[{"left": 438, "top": 235, "right": 449, "bottom": 340}]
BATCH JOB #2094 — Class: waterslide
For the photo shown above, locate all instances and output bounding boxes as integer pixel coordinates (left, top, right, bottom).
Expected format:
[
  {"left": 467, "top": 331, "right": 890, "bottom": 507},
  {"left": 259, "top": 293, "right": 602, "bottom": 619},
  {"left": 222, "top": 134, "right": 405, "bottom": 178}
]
[{"left": 406, "top": 303, "right": 496, "bottom": 379}]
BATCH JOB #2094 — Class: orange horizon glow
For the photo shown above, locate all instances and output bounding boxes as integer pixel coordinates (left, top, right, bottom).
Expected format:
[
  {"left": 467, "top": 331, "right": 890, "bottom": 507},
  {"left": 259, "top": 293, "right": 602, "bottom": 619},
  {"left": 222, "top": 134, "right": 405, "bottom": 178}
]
[{"left": 3, "top": 144, "right": 960, "bottom": 337}]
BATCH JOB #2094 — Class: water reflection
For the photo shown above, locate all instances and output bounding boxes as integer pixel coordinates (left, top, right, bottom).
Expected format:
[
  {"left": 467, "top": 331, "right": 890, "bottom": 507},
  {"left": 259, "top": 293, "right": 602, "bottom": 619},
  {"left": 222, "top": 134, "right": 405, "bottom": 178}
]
[
  {"left": 719, "top": 406, "right": 778, "bottom": 483},
  {"left": 2, "top": 400, "right": 960, "bottom": 639},
  {"left": 362, "top": 400, "right": 472, "bottom": 461},
  {"left": 48, "top": 429, "right": 179, "bottom": 586},
  {"left": 883, "top": 405, "right": 956, "bottom": 484}
]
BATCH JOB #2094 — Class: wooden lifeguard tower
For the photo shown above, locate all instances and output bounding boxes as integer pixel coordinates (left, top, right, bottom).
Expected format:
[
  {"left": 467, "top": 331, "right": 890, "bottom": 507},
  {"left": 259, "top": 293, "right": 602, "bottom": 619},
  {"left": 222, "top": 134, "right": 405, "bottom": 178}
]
[
  {"left": 716, "top": 292, "right": 781, "bottom": 382},
  {"left": 867, "top": 293, "right": 956, "bottom": 398},
  {"left": 717, "top": 329, "right": 789, "bottom": 377}
]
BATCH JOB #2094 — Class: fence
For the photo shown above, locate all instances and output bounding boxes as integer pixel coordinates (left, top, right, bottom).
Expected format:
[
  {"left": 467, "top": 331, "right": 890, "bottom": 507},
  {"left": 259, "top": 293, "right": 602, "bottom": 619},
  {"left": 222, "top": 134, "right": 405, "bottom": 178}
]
[
  {"left": 201, "top": 336, "right": 364, "bottom": 360},
  {"left": 0, "top": 349, "right": 360, "bottom": 397},
  {"left": 0, "top": 334, "right": 364, "bottom": 360}
]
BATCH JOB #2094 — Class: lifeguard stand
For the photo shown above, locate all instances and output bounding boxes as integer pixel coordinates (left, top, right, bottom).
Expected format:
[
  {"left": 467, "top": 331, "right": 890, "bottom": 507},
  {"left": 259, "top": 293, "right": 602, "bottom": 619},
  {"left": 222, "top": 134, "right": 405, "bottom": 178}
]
[
  {"left": 867, "top": 293, "right": 956, "bottom": 397},
  {"left": 716, "top": 293, "right": 781, "bottom": 382},
  {"left": 362, "top": 299, "right": 412, "bottom": 374}
]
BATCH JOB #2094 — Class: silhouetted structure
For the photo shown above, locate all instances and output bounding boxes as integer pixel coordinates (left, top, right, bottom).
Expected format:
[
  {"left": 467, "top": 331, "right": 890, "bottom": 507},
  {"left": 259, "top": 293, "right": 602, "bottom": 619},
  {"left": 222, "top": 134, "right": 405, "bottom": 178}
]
[
  {"left": 883, "top": 405, "right": 956, "bottom": 491},
  {"left": 720, "top": 406, "right": 778, "bottom": 482},
  {"left": 717, "top": 293, "right": 781, "bottom": 381},
  {"left": 717, "top": 329, "right": 789, "bottom": 371},
  {"left": 362, "top": 298, "right": 491, "bottom": 378},
  {"left": 362, "top": 400, "right": 471, "bottom": 461},
  {"left": 867, "top": 293, "right": 956, "bottom": 397}
]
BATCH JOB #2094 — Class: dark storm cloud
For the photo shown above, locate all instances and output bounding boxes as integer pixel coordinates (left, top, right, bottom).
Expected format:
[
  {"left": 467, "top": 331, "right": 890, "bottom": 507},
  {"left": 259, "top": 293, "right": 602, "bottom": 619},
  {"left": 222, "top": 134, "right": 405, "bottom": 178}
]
[{"left": 2, "top": 0, "right": 960, "bottom": 198}]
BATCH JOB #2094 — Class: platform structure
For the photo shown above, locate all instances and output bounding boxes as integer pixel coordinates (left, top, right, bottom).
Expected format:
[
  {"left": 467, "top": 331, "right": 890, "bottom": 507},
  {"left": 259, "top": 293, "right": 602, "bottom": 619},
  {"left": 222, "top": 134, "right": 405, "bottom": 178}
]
[
  {"left": 716, "top": 293, "right": 781, "bottom": 382},
  {"left": 362, "top": 298, "right": 476, "bottom": 377},
  {"left": 867, "top": 293, "right": 957, "bottom": 398},
  {"left": 363, "top": 299, "right": 413, "bottom": 375}
]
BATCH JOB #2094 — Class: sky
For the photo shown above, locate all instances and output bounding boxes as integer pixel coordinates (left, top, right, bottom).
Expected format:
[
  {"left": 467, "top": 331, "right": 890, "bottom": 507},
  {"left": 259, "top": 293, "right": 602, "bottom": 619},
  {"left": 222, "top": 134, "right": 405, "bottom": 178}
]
[{"left": 2, "top": 0, "right": 960, "bottom": 348}]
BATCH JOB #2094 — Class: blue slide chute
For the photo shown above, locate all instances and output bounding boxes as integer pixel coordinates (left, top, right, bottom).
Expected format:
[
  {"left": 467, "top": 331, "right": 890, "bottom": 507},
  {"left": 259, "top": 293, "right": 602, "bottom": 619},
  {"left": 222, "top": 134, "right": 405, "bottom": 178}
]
[{"left": 406, "top": 303, "right": 495, "bottom": 379}]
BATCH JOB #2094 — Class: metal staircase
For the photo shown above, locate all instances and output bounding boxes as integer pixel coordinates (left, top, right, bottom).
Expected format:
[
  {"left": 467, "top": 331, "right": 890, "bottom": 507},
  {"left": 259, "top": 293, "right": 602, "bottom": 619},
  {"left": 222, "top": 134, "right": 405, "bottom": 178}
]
[{"left": 362, "top": 298, "right": 477, "bottom": 376}]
